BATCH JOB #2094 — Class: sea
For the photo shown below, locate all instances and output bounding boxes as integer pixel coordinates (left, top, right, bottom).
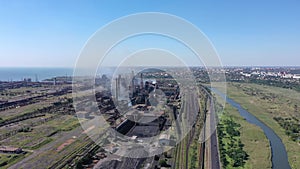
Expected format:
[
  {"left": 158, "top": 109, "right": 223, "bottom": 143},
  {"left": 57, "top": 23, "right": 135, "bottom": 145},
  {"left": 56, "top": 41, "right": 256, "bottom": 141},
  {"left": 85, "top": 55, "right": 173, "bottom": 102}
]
[
  {"left": 0, "top": 67, "right": 173, "bottom": 82},
  {"left": 0, "top": 68, "right": 74, "bottom": 82},
  {"left": 0, "top": 67, "right": 118, "bottom": 82}
]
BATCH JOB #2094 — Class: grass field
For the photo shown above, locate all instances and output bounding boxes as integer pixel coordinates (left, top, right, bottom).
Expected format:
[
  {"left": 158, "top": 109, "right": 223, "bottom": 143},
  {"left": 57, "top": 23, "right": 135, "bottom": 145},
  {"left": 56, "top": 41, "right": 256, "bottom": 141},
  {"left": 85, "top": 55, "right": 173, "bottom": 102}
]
[
  {"left": 219, "top": 103, "right": 271, "bottom": 169},
  {"left": 0, "top": 153, "right": 29, "bottom": 169},
  {"left": 0, "top": 115, "right": 79, "bottom": 149},
  {"left": 222, "top": 82, "right": 300, "bottom": 169}
]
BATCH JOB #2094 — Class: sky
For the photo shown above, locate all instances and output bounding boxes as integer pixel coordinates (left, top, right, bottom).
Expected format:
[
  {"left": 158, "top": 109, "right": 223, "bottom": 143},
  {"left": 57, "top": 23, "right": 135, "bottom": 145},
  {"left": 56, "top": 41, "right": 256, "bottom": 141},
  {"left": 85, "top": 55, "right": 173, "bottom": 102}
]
[{"left": 0, "top": 0, "right": 300, "bottom": 67}]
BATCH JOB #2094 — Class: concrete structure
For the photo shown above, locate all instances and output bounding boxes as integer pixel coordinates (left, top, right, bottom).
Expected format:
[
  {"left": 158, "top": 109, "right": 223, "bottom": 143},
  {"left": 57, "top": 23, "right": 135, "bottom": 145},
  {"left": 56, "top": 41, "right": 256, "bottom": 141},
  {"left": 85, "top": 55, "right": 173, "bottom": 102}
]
[{"left": 159, "top": 134, "right": 170, "bottom": 146}]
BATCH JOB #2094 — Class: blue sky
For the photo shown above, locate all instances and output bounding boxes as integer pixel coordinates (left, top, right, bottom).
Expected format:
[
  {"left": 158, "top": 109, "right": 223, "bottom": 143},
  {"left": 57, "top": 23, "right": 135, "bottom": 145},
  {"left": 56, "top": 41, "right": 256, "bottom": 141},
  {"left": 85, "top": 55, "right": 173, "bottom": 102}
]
[{"left": 0, "top": 0, "right": 300, "bottom": 67}]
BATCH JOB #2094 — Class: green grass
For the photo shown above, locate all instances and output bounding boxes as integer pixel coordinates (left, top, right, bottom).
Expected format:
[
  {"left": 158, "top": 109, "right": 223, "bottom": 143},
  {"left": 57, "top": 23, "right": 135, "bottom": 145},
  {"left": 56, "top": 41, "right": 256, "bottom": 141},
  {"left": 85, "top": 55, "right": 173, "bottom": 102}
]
[
  {"left": 0, "top": 153, "right": 29, "bottom": 169},
  {"left": 218, "top": 113, "right": 249, "bottom": 169},
  {"left": 28, "top": 135, "right": 93, "bottom": 168},
  {"left": 59, "top": 117, "right": 80, "bottom": 131},
  {"left": 175, "top": 144, "right": 180, "bottom": 169},
  {"left": 0, "top": 115, "right": 79, "bottom": 150},
  {"left": 1, "top": 102, "right": 55, "bottom": 122},
  {"left": 30, "top": 138, "right": 54, "bottom": 150},
  {"left": 222, "top": 82, "right": 300, "bottom": 169},
  {"left": 188, "top": 136, "right": 199, "bottom": 169},
  {"left": 221, "top": 104, "right": 271, "bottom": 169}
]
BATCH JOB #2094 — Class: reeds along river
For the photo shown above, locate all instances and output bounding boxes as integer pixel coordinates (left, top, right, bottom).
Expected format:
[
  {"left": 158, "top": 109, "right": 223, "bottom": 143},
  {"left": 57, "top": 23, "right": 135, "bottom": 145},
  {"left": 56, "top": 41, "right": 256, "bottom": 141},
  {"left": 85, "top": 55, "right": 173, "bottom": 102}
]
[{"left": 212, "top": 88, "right": 291, "bottom": 169}]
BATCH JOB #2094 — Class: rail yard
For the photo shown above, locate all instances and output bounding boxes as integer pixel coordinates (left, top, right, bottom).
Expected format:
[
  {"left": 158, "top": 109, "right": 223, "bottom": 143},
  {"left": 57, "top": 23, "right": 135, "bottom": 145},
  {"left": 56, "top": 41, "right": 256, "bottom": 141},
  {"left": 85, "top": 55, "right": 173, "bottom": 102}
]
[{"left": 0, "top": 68, "right": 217, "bottom": 169}]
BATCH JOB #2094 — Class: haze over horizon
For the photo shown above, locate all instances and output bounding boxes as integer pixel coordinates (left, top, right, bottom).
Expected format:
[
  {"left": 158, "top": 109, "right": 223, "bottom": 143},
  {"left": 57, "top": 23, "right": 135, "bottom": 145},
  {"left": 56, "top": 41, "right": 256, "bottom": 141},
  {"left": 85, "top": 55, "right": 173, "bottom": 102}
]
[{"left": 1, "top": 0, "right": 300, "bottom": 67}]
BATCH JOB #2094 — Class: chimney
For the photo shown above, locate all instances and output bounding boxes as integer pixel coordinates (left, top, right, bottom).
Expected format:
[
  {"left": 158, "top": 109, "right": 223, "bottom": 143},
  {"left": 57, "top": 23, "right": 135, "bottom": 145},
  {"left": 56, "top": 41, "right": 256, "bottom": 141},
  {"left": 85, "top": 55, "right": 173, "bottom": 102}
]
[
  {"left": 115, "top": 78, "right": 118, "bottom": 101},
  {"left": 140, "top": 73, "right": 143, "bottom": 89}
]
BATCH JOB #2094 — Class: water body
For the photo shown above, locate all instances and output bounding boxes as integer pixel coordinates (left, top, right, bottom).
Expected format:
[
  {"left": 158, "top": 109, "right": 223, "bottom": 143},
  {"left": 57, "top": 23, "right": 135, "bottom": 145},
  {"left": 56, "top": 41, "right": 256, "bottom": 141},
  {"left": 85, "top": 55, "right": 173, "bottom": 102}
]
[
  {"left": 212, "top": 88, "right": 291, "bottom": 169},
  {"left": 0, "top": 67, "right": 73, "bottom": 81},
  {"left": 0, "top": 67, "right": 116, "bottom": 82}
]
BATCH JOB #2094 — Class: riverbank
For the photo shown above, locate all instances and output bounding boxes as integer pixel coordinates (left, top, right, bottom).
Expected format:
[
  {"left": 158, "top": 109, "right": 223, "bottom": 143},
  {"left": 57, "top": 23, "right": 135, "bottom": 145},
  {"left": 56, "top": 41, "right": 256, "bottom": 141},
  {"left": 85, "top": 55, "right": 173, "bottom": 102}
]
[
  {"left": 223, "top": 82, "right": 300, "bottom": 169},
  {"left": 215, "top": 92, "right": 271, "bottom": 169}
]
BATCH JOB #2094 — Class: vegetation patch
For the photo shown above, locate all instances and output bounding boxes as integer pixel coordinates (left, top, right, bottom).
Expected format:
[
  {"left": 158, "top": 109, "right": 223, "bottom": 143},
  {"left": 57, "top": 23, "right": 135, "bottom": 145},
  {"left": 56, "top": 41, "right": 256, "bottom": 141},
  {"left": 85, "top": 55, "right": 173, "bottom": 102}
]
[
  {"left": 218, "top": 115, "right": 248, "bottom": 168},
  {"left": 0, "top": 153, "right": 27, "bottom": 169},
  {"left": 274, "top": 117, "right": 300, "bottom": 142},
  {"left": 224, "top": 82, "right": 300, "bottom": 169},
  {"left": 31, "top": 138, "right": 54, "bottom": 149}
]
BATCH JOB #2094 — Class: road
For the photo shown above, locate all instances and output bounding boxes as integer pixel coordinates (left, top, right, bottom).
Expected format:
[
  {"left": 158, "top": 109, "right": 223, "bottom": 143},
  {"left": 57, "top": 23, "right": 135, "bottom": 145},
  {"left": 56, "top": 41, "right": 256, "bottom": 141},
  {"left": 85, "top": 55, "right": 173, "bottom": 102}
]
[
  {"left": 208, "top": 98, "right": 220, "bottom": 169},
  {"left": 202, "top": 88, "right": 220, "bottom": 169}
]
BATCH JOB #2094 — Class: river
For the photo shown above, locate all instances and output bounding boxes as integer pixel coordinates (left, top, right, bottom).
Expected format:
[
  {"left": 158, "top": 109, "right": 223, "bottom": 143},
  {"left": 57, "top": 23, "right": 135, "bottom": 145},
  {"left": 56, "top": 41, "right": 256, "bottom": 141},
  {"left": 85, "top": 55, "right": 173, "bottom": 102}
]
[{"left": 212, "top": 88, "right": 291, "bottom": 169}]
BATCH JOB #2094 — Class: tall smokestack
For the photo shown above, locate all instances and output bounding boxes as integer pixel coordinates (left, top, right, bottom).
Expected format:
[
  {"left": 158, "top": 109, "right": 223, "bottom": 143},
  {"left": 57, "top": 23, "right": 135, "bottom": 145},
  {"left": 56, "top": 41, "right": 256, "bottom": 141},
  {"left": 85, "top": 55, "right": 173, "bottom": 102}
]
[
  {"left": 140, "top": 73, "right": 143, "bottom": 89},
  {"left": 118, "top": 75, "right": 121, "bottom": 96},
  {"left": 115, "top": 78, "right": 118, "bottom": 101},
  {"left": 131, "top": 71, "right": 135, "bottom": 97},
  {"left": 54, "top": 78, "right": 57, "bottom": 86}
]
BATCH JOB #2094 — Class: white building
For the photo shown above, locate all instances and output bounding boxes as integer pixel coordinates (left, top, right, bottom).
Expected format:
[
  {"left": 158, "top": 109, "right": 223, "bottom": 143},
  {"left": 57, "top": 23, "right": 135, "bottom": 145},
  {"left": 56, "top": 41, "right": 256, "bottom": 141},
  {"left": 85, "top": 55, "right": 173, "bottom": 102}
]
[
  {"left": 293, "top": 74, "right": 300, "bottom": 79},
  {"left": 282, "top": 74, "right": 293, "bottom": 78}
]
